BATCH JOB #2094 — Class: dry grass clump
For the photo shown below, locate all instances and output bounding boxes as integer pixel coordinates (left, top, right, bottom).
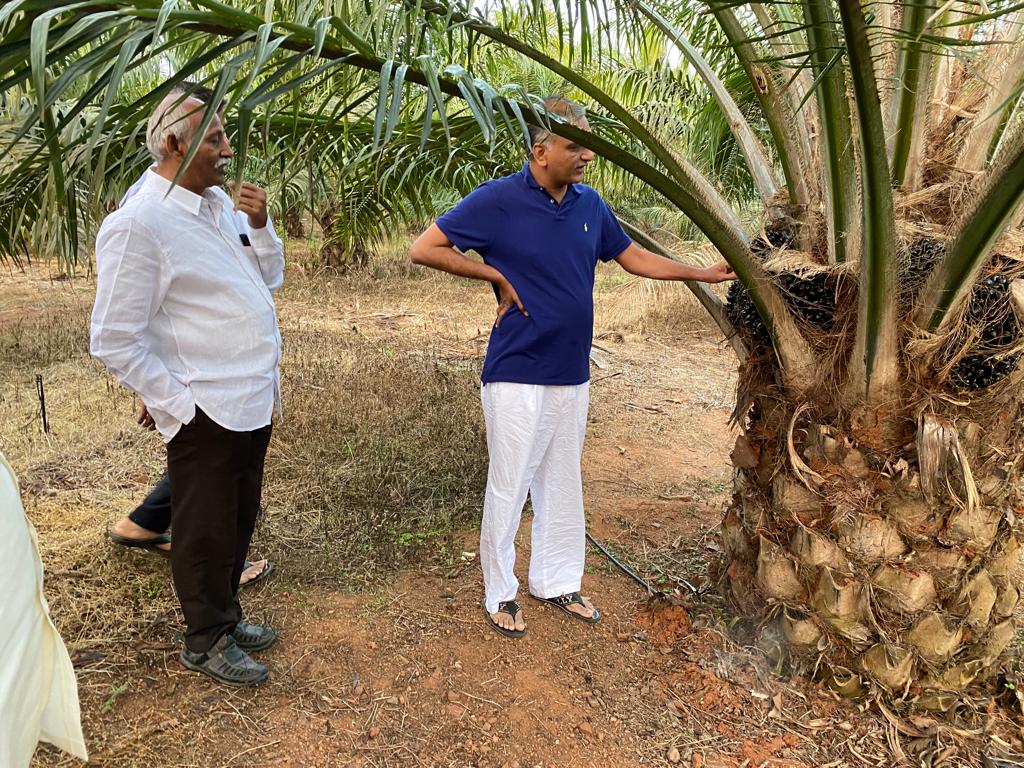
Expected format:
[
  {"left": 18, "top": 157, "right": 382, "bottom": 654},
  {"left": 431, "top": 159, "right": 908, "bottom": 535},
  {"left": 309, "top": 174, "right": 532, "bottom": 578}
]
[
  {"left": 284, "top": 230, "right": 427, "bottom": 283},
  {"left": 0, "top": 279, "right": 92, "bottom": 370},
  {"left": 0, "top": 308, "right": 91, "bottom": 370},
  {"left": 262, "top": 326, "right": 487, "bottom": 583}
]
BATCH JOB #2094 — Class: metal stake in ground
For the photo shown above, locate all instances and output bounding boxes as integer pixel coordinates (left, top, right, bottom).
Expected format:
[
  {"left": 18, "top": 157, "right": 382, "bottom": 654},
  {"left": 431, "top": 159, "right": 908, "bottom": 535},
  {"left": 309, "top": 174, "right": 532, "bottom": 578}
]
[{"left": 35, "top": 374, "right": 49, "bottom": 434}]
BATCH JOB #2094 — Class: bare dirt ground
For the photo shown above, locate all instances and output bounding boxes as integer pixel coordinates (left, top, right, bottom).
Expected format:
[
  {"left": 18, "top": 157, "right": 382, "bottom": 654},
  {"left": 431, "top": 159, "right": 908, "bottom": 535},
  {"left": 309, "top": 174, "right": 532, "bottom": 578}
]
[{"left": 4, "top": 255, "right": 1021, "bottom": 767}]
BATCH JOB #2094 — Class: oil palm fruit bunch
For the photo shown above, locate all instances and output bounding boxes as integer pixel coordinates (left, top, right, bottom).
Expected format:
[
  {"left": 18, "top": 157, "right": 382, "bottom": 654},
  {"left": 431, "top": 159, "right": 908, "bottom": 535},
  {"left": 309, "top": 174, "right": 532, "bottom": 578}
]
[
  {"left": 948, "top": 352, "right": 1021, "bottom": 389},
  {"left": 900, "top": 238, "right": 945, "bottom": 307},
  {"left": 777, "top": 271, "right": 836, "bottom": 330},
  {"left": 948, "top": 272, "right": 1021, "bottom": 390},
  {"left": 726, "top": 280, "right": 772, "bottom": 348},
  {"left": 908, "top": 237, "right": 945, "bottom": 277}
]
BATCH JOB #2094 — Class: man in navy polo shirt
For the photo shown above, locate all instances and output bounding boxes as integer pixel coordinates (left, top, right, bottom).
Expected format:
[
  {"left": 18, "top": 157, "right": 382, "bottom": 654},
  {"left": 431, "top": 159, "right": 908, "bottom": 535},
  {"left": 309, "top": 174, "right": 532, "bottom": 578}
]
[{"left": 410, "top": 97, "right": 734, "bottom": 638}]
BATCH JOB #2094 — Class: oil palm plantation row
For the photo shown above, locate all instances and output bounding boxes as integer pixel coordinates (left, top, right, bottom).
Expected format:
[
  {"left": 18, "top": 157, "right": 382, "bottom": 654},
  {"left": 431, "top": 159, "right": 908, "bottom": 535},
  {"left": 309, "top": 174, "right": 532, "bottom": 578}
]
[{"left": 3, "top": 0, "right": 1024, "bottom": 710}]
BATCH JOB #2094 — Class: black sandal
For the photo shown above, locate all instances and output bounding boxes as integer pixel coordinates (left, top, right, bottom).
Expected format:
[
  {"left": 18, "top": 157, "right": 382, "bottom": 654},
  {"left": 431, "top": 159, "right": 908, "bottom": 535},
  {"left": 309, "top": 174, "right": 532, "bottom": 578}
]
[
  {"left": 530, "top": 592, "right": 601, "bottom": 624},
  {"left": 108, "top": 531, "right": 171, "bottom": 558},
  {"left": 484, "top": 600, "right": 527, "bottom": 638},
  {"left": 239, "top": 559, "right": 275, "bottom": 590}
]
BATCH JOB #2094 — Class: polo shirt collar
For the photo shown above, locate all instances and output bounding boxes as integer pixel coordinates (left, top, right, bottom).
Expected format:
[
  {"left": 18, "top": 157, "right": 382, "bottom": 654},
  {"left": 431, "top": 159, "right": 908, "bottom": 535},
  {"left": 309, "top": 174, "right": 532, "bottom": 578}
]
[
  {"left": 141, "top": 169, "right": 214, "bottom": 217},
  {"left": 520, "top": 162, "right": 580, "bottom": 199}
]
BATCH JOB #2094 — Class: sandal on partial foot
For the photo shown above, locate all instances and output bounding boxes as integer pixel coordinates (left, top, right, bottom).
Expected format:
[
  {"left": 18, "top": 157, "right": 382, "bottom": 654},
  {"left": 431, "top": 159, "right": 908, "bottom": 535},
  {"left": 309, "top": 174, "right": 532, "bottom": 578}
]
[
  {"left": 239, "top": 559, "right": 275, "bottom": 589},
  {"left": 529, "top": 592, "right": 601, "bottom": 624},
  {"left": 484, "top": 600, "right": 527, "bottom": 638},
  {"left": 108, "top": 530, "right": 171, "bottom": 558}
]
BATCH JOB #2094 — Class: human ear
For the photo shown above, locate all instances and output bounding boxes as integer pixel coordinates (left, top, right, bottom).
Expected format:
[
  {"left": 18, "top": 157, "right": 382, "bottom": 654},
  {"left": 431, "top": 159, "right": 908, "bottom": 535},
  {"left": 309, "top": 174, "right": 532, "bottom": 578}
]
[{"left": 165, "top": 134, "right": 186, "bottom": 160}]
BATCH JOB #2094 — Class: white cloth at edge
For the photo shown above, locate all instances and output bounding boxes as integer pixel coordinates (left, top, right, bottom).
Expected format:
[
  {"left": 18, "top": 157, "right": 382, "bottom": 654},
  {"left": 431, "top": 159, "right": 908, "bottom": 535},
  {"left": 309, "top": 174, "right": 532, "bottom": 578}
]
[
  {"left": 479, "top": 381, "right": 590, "bottom": 614},
  {"left": 90, "top": 169, "right": 284, "bottom": 442},
  {"left": 0, "top": 451, "right": 87, "bottom": 766}
]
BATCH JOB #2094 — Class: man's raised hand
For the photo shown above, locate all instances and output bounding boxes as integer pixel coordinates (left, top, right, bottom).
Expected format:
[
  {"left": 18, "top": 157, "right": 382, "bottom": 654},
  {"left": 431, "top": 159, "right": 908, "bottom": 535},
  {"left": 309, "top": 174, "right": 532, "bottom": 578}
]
[
  {"left": 700, "top": 259, "right": 736, "bottom": 283},
  {"left": 227, "top": 181, "right": 269, "bottom": 230}
]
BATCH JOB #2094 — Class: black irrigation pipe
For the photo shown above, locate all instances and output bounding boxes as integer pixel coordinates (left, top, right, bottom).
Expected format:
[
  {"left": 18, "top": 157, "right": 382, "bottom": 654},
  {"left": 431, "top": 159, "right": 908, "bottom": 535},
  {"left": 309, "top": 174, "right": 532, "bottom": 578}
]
[
  {"left": 587, "top": 531, "right": 662, "bottom": 596},
  {"left": 586, "top": 531, "right": 701, "bottom": 597}
]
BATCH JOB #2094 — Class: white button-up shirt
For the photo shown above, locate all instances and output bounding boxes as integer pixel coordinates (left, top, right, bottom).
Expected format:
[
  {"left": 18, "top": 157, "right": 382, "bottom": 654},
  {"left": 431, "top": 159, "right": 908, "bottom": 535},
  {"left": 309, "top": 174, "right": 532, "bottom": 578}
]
[{"left": 90, "top": 170, "right": 284, "bottom": 441}]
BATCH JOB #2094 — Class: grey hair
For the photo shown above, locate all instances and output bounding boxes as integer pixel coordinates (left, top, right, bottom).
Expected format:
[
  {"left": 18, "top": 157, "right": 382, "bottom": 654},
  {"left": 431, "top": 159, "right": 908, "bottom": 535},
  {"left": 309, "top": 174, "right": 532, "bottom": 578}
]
[
  {"left": 528, "top": 96, "right": 586, "bottom": 154},
  {"left": 145, "top": 85, "right": 218, "bottom": 161}
]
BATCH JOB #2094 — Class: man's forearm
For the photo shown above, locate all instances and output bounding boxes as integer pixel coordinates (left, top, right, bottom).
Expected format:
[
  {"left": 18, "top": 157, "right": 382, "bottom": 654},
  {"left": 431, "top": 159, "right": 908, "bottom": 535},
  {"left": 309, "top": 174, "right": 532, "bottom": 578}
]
[
  {"left": 91, "top": 220, "right": 195, "bottom": 426},
  {"left": 411, "top": 244, "right": 505, "bottom": 285},
  {"left": 90, "top": 328, "right": 195, "bottom": 425},
  {"left": 620, "top": 247, "right": 708, "bottom": 281}
]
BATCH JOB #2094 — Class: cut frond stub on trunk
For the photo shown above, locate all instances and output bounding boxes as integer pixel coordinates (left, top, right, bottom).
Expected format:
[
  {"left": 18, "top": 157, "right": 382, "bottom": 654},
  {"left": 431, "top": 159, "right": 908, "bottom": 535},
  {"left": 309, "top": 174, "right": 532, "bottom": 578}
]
[
  {"left": 872, "top": 566, "right": 937, "bottom": 613},
  {"left": 884, "top": 494, "right": 943, "bottom": 540},
  {"left": 791, "top": 528, "right": 849, "bottom": 571},
  {"left": 861, "top": 643, "right": 914, "bottom": 694},
  {"left": 993, "top": 583, "right": 1019, "bottom": 618},
  {"left": 836, "top": 515, "right": 908, "bottom": 562},
  {"left": 921, "top": 659, "right": 985, "bottom": 694},
  {"left": 909, "top": 544, "right": 968, "bottom": 596},
  {"left": 973, "top": 619, "right": 1015, "bottom": 667},
  {"left": 812, "top": 567, "right": 863, "bottom": 621},
  {"left": 822, "top": 665, "right": 867, "bottom": 698},
  {"left": 916, "top": 412, "right": 980, "bottom": 514},
  {"left": 908, "top": 613, "right": 963, "bottom": 663},
  {"left": 757, "top": 536, "right": 805, "bottom": 601},
  {"left": 954, "top": 570, "right": 997, "bottom": 628},
  {"left": 987, "top": 535, "right": 1021, "bottom": 578},
  {"left": 782, "top": 609, "right": 823, "bottom": 647},
  {"left": 773, "top": 475, "right": 824, "bottom": 525},
  {"left": 943, "top": 505, "right": 1001, "bottom": 551}
]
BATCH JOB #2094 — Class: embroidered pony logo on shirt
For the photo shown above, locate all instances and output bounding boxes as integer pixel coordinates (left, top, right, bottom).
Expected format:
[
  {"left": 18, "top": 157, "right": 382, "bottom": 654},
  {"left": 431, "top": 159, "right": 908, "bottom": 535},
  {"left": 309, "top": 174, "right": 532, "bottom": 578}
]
[{"left": 583, "top": 223, "right": 589, "bottom": 233}]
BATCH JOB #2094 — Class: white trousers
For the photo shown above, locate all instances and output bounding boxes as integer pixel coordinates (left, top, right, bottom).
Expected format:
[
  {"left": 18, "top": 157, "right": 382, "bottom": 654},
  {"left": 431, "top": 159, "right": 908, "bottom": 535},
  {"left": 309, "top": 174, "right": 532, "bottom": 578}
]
[
  {"left": 480, "top": 381, "right": 590, "bottom": 614},
  {"left": 0, "top": 452, "right": 87, "bottom": 766}
]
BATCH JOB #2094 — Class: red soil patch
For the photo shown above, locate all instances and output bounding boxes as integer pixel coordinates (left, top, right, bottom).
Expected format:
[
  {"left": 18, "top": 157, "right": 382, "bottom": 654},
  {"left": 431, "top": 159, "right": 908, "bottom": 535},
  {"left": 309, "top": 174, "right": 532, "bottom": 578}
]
[{"left": 635, "top": 601, "right": 692, "bottom": 646}]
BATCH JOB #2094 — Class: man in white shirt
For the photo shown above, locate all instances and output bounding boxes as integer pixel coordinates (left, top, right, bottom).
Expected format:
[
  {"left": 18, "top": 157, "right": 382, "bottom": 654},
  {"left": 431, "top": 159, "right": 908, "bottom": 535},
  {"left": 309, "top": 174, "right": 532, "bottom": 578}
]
[{"left": 91, "top": 84, "right": 284, "bottom": 686}]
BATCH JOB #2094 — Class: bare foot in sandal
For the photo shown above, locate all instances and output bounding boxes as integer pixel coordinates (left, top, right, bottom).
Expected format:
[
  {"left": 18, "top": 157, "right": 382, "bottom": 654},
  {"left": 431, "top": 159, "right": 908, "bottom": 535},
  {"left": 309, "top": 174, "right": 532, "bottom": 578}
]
[
  {"left": 564, "top": 594, "right": 598, "bottom": 621},
  {"left": 239, "top": 559, "right": 270, "bottom": 587},
  {"left": 530, "top": 591, "right": 601, "bottom": 623},
  {"left": 109, "top": 516, "right": 171, "bottom": 552},
  {"left": 485, "top": 599, "right": 527, "bottom": 637}
]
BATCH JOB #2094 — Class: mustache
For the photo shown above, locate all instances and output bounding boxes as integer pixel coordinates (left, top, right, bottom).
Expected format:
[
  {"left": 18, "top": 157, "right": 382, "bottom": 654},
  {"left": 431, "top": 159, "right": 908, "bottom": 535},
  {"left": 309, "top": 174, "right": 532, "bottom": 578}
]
[{"left": 215, "top": 158, "right": 230, "bottom": 169}]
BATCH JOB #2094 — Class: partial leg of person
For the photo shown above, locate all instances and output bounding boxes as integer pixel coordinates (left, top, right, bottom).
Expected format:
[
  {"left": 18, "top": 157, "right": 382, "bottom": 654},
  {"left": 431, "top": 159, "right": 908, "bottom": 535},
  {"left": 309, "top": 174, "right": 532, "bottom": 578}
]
[
  {"left": 527, "top": 382, "right": 599, "bottom": 622},
  {"left": 479, "top": 383, "right": 558, "bottom": 634},
  {"left": 167, "top": 409, "right": 269, "bottom": 685},
  {"left": 128, "top": 472, "right": 171, "bottom": 532},
  {"left": 107, "top": 473, "right": 172, "bottom": 553}
]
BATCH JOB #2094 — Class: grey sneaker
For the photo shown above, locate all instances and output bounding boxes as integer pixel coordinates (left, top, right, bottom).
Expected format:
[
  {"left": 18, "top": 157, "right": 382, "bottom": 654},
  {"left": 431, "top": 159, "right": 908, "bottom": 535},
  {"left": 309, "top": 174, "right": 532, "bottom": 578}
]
[
  {"left": 179, "top": 634, "right": 268, "bottom": 686},
  {"left": 233, "top": 620, "right": 277, "bottom": 651}
]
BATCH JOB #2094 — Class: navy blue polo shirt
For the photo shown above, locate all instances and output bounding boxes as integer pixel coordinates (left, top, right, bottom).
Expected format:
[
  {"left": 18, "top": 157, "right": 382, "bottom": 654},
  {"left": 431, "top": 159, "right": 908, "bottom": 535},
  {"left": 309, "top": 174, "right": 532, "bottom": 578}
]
[{"left": 437, "top": 162, "right": 632, "bottom": 385}]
